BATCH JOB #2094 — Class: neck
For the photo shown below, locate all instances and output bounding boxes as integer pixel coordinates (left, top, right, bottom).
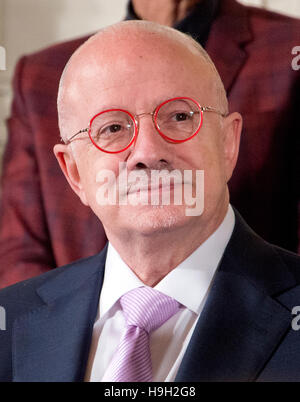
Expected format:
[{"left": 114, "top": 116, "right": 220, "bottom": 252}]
[
  {"left": 132, "top": 0, "right": 202, "bottom": 27},
  {"left": 105, "top": 200, "right": 229, "bottom": 287}
]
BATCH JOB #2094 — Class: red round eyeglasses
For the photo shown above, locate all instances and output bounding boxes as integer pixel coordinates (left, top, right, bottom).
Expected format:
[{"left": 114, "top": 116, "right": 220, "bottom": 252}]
[{"left": 64, "top": 97, "right": 227, "bottom": 154}]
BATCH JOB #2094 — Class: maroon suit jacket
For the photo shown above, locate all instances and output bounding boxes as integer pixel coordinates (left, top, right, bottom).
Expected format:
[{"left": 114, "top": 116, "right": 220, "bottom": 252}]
[{"left": 0, "top": 0, "right": 299, "bottom": 288}]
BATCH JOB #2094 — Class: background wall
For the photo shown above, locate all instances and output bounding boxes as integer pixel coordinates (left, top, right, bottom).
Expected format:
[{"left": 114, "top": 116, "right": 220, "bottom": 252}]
[{"left": 0, "top": 0, "right": 300, "bottom": 172}]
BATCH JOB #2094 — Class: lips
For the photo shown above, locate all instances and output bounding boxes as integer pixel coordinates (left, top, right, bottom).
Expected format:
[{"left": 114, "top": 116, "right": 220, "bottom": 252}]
[{"left": 128, "top": 181, "right": 181, "bottom": 194}]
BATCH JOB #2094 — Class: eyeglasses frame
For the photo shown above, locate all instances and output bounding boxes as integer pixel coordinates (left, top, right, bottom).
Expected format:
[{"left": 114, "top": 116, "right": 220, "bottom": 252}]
[{"left": 63, "top": 97, "right": 227, "bottom": 154}]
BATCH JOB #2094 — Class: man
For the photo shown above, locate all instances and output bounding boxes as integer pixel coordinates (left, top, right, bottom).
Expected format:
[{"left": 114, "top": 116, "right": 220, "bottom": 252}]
[
  {"left": 0, "top": 21, "right": 300, "bottom": 383},
  {"left": 0, "top": 0, "right": 299, "bottom": 290}
]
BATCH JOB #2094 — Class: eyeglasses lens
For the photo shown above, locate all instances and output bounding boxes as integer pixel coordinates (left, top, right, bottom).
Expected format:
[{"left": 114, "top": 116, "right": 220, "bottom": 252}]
[
  {"left": 90, "top": 99, "right": 201, "bottom": 152},
  {"left": 155, "top": 99, "right": 201, "bottom": 141},
  {"left": 90, "top": 110, "right": 135, "bottom": 153}
]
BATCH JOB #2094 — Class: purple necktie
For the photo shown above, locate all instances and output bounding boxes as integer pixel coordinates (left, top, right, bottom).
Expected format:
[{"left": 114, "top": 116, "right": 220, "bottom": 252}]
[{"left": 102, "top": 286, "right": 181, "bottom": 382}]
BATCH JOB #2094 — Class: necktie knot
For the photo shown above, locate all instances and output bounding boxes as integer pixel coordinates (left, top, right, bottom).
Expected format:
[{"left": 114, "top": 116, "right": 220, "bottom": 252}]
[{"left": 120, "top": 286, "right": 180, "bottom": 334}]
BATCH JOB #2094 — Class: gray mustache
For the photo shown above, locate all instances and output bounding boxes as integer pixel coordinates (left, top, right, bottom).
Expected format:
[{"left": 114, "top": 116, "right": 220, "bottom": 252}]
[{"left": 117, "top": 169, "right": 194, "bottom": 195}]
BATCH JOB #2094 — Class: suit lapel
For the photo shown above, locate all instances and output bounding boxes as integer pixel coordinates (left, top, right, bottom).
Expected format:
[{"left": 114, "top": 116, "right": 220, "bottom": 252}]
[
  {"left": 12, "top": 246, "right": 107, "bottom": 382},
  {"left": 206, "top": 0, "right": 253, "bottom": 93},
  {"left": 175, "top": 211, "right": 296, "bottom": 382},
  {"left": 175, "top": 271, "right": 292, "bottom": 382}
]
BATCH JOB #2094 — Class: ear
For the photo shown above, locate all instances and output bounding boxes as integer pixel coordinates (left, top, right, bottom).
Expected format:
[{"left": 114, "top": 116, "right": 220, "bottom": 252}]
[
  {"left": 53, "top": 144, "right": 89, "bottom": 206},
  {"left": 221, "top": 112, "right": 243, "bottom": 182}
]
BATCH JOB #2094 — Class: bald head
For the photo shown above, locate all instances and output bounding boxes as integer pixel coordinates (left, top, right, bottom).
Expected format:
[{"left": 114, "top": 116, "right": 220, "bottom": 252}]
[{"left": 57, "top": 20, "right": 228, "bottom": 142}]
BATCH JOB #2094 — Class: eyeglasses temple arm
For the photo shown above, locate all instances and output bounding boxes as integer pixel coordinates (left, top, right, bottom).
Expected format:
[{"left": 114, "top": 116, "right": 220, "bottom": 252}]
[
  {"left": 63, "top": 128, "right": 89, "bottom": 144},
  {"left": 201, "top": 106, "right": 228, "bottom": 118}
]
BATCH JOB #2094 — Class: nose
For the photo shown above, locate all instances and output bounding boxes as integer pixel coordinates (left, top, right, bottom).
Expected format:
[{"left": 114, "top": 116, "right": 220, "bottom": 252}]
[{"left": 126, "top": 113, "right": 171, "bottom": 171}]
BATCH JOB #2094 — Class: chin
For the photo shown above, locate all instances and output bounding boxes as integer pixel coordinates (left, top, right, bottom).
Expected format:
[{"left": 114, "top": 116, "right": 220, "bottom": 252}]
[{"left": 124, "top": 204, "right": 192, "bottom": 234}]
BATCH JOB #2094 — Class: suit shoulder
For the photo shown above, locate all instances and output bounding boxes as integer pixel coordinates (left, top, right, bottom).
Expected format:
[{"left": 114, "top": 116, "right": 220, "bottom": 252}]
[
  {"left": 242, "top": 0, "right": 299, "bottom": 23},
  {"left": 245, "top": 3, "right": 300, "bottom": 39},
  {"left": 0, "top": 252, "right": 93, "bottom": 382},
  {"left": 25, "top": 34, "right": 92, "bottom": 67},
  {"left": 14, "top": 33, "right": 92, "bottom": 86},
  {"left": 0, "top": 252, "right": 103, "bottom": 310},
  {"left": 272, "top": 245, "right": 300, "bottom": 276}
]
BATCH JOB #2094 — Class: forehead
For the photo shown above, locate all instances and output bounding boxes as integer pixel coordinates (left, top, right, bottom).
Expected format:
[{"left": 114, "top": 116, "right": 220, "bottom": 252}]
[{"left": 64, "top": 32, "right": 214, "bottom": 114}]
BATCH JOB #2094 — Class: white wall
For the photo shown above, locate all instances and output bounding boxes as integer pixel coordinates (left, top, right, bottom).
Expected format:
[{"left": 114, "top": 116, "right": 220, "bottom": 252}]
[{"left": 0, "top": 0, "right": 300, "bottom": 171}]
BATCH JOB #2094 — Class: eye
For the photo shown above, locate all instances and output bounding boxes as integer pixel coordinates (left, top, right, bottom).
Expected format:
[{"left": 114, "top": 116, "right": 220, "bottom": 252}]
[
  {"left": 173, "top": 112, "right": 192, "bottom": 121},
  {"left": 168, "top": 111, "right": 193, "bottom": 123},
  {"left": 103, "top": 124, "right": 122, "bottom": 134},
  {"left": 98, "top": 123, "right": 126, "bottom": 138}
]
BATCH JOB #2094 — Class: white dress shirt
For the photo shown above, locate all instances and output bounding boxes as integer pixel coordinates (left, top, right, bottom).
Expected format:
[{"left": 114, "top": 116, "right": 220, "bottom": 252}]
[{"left": 85, "top": 205, "right": 235, "bottom": 382}]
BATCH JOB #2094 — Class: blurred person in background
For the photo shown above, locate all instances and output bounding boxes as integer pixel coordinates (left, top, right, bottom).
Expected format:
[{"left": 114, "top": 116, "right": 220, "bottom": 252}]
[{"left": 0, "top": 0, "right": 299, "bottom": 289}]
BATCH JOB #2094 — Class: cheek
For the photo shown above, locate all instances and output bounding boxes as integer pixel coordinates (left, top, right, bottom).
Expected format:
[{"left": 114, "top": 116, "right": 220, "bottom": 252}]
[
  {"left": 187, "top": 135, "right": 223, "bottom": 173},
  {"left": 187, "top": 138, "right": 226, "bottom": 198},
  {"left": 76, "top": 148, "right": 120, "bottom": 202}
]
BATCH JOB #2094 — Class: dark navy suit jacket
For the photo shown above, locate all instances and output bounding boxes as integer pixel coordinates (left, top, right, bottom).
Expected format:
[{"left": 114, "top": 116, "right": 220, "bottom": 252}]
[{"left": 1, "top": 210, "right": 300, "bottom": 382}]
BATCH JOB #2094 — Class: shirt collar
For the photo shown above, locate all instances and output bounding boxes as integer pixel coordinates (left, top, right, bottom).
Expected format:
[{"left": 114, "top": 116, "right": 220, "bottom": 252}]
[
  {"left": 125, "top": 0, "right": 220, "bottom": 47},
  {"left": 100, "top": 204, "right": 235, "bottom": 316}
]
